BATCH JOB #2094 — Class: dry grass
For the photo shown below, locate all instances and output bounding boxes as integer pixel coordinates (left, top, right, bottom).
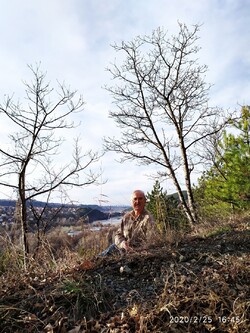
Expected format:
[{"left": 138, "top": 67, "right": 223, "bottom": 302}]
[
  {"left": 0, "top": 215, "right": 249, "bottom": 332},
  {"left": 193, "top": 210, "right": 250, "bottom": 237}
]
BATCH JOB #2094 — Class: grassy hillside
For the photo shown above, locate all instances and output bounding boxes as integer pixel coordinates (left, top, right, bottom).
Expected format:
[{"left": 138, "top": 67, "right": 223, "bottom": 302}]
[{"left": 0, "top": 216, "right": 249, "bottom": 332}]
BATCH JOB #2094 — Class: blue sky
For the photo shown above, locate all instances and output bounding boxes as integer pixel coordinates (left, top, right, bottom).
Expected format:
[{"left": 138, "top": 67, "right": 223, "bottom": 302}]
[{"left": 0, "top": 0, "right": 249, "bottom": 205}]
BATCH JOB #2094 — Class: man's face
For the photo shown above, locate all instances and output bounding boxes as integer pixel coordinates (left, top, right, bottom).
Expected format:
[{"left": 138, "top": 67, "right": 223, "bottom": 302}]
[{"left": 132, "top": 191, "right": 146, "bottom": 214}]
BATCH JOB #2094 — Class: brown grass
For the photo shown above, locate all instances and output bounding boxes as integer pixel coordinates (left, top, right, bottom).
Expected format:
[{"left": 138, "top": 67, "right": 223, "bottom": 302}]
[{"left": 0, "top": 214, "right": 249, "bottom": 332}]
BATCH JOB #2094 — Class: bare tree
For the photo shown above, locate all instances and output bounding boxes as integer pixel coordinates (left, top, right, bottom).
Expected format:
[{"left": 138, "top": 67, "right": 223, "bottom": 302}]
[
  {"left": 0, "top": 65, "right": 100, "bottom": 264},
  {"left": 104, "top": 23, "right": 229, "bottom": 226}
]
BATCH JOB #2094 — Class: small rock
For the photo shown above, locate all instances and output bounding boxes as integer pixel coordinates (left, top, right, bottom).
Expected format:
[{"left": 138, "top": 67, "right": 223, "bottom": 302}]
[
  {"left": 179, "top": 255, "right": 185, "bottom": 262},
  {"left": 120, "top": 265, "right": 132, "bottom": 274}
]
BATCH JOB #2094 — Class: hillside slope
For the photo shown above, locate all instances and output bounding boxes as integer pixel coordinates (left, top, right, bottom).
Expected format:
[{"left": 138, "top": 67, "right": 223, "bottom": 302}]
[{"left": 0, "top": 221, "right": 249, "bottom": 332}]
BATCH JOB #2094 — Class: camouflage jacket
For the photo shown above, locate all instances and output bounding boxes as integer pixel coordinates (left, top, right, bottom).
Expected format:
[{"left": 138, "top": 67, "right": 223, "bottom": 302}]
[{"left": 114, "top": 209, "right": 156, "bottom": 249}]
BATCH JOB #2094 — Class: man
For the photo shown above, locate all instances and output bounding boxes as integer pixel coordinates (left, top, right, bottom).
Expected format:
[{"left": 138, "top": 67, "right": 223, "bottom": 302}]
[{"left": 99, "top": 190, "right": 156, "bottom": 256}]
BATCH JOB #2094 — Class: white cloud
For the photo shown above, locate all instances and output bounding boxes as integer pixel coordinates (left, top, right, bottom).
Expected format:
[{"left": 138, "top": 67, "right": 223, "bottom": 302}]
[{"left": 0, "top": 0, "right": 249, "bottom": 204}]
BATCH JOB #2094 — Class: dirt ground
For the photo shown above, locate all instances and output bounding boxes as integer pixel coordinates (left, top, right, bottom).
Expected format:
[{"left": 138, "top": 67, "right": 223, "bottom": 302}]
[{"left": 0, "top": 221, "right": 249, "bottom": 332}]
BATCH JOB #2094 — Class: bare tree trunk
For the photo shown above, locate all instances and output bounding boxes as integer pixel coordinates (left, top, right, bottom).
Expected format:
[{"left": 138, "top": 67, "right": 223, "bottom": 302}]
[
  {"left": 0, "top": 65, "right": 100, "bottom": 264},
  {"left": 20, "top": 199, "right": 29, "bottom": 268},
  {"left": 179, "top": 139, "right": 198, "bottom": 224},
  {"left": 104, "top": 24, "right": 230, "bottom": 227},
  {"left": 19, "top": 169, "right": 29, "bottom": 268},
  {"left": 171, "top": 173, "right": 196, "bottom": 226}
]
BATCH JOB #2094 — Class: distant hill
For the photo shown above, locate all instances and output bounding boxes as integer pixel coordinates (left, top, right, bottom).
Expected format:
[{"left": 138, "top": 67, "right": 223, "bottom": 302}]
[
  {"left": 0, "top": 199, "right": 17, "bottom": 207},
  {"left": 167, "top": 190, "right": 188, "bottom": 202},
  {"left": 0, "top": 199, "right": 97, "bottom": 209},
  {"left": 0, "top": 199, "right": 129, "bottom": 212}
]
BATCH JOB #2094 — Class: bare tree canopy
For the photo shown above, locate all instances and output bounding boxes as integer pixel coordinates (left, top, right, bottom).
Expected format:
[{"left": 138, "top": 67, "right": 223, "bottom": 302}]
[
  {"left": 0, "top": 65, "right": 100, "bottom": 197},
  {"left": 104, "top": 23, "right": 231, "bottom": 225},
  {"left": 0, "top": 65, "right": 100, "bottom": 259}
]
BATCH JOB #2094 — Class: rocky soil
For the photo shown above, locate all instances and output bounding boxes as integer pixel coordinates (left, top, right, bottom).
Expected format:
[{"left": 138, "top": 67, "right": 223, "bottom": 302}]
[{"left": 0, "top": 221, "right": 249, "bottom": 332}]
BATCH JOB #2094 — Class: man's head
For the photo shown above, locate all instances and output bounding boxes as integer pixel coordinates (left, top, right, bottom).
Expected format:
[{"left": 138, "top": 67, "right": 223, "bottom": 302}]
[{"left": 131, "top": 190, "right": 146, "bottom": 215}]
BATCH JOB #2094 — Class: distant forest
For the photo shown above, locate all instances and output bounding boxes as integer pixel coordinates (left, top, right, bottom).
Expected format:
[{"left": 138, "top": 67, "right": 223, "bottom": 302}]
[{"left": 0, "top": 199, "right": 103, "bottom": 210}]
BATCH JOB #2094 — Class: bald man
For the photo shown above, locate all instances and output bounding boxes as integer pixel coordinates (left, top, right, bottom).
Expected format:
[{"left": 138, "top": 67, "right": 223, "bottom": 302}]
[
  {"left": 114, "top": 190, "right": 156, "bottom": 253},
  {"left": 99, "top": 190, "right": 157, "bottom": 256}
]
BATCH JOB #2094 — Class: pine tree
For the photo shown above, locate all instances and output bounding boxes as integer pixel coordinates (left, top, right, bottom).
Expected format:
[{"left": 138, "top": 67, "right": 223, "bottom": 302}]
[
  {"left": 146, "top": 181, "right": 168, "bottom": 234},
  {"left": 146, "top": 181, "right": 187, "bottom": 234},
  {"left": 196, "top": 106, "right": 250, "bottom": 213}
]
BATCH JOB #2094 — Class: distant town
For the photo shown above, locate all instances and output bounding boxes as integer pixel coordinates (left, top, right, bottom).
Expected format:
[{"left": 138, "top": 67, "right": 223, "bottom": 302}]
[{"left": 0, "top": 199, "right": 129, "bottom": 231}]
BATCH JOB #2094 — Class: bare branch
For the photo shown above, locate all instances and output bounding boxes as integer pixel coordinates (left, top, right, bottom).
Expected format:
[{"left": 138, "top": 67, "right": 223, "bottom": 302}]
[
  {"left": 0, "top": 65, "right": 100, "bottom": 257},
  {"left": 104, "top": 23, "right": 230, "bottom": 225}
]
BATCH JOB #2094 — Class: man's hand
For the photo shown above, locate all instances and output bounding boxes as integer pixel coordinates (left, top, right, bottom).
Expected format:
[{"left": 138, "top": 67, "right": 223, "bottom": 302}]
[{"left": 121, "top": 241, "right": 134, "bottom": 253}]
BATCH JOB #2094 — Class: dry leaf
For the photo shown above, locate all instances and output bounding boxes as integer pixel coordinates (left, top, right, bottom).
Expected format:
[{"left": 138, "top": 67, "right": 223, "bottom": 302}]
[
  {"left": 44, "top": 323, "right": 54, "bottom": 333},
  {"left": 68, "top": 325, "right": 82, "bottom": 333}
]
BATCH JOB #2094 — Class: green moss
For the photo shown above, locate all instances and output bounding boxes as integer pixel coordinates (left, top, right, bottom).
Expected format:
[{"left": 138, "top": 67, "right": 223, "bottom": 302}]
[{"left": 206, "top": 225, "right": 232, "bottom": 237}]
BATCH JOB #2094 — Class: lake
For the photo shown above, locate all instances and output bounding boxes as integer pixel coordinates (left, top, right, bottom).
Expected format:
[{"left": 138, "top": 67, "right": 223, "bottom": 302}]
[{"left": 67, "top": 217, "right": 121, "bottom": 236}]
